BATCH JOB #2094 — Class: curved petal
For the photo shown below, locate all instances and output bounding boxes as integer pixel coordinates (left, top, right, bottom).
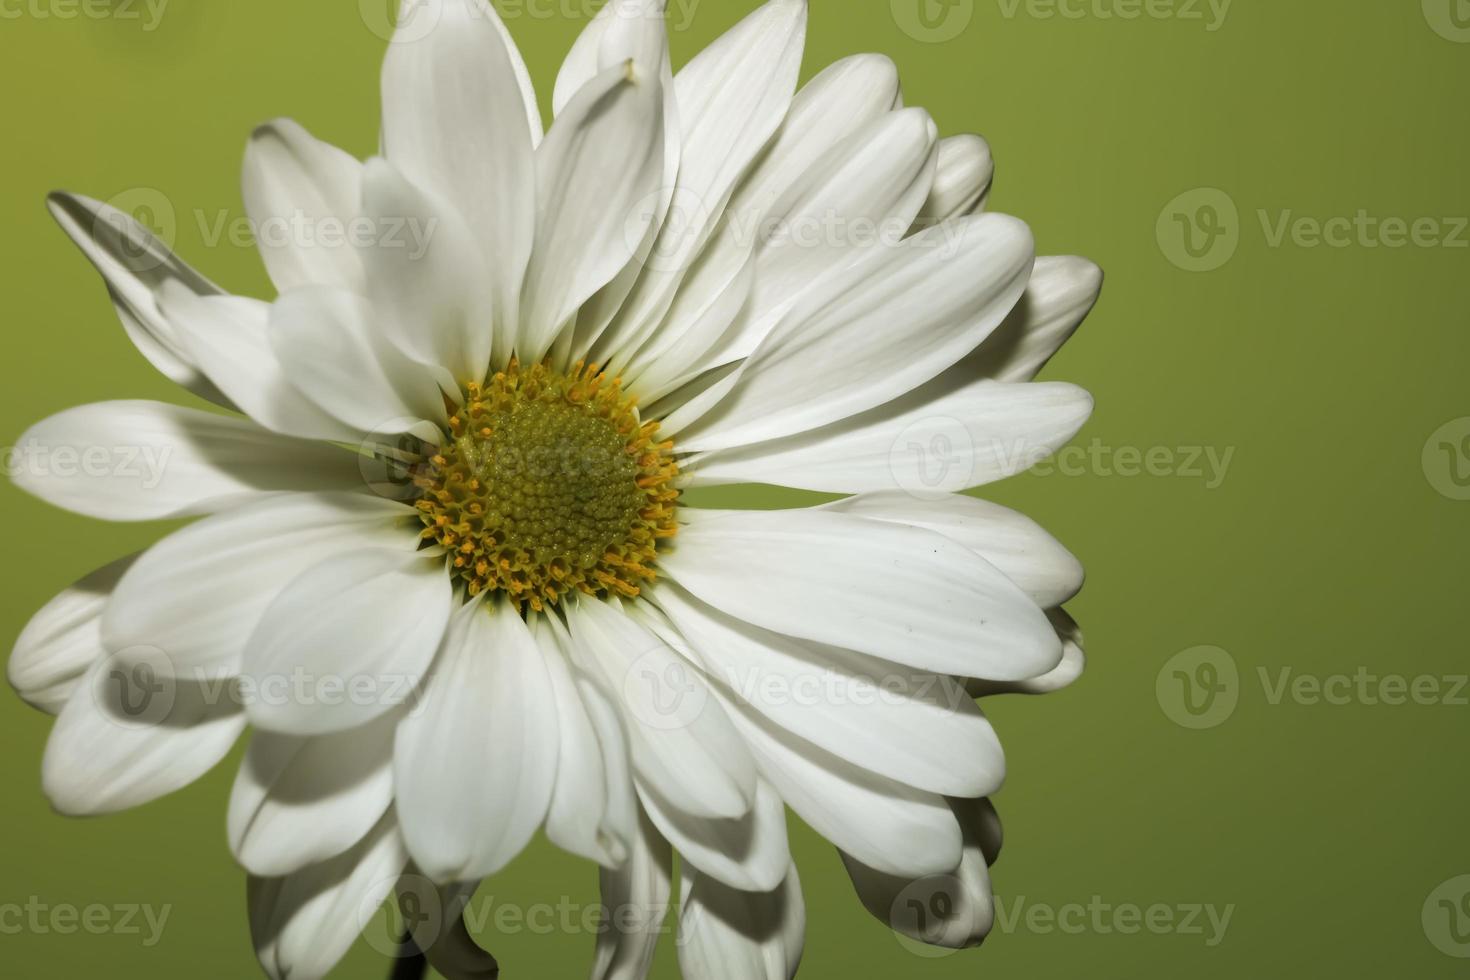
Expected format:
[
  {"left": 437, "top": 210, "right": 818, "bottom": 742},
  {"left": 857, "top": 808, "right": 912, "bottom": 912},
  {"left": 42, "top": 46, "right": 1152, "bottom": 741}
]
[
  {"left": 42, "top": 655, "right": 244, "bottom": 816},
  {"left": 395, "top": 601, "right": 559, "bottom": 883},
  {"left": 683, "top": 378, "right": 1094, "bottom": 496},
  {"left": 678, "top": 863, "right": 804, "bottom": 980},
  {"left": 397, "top": 878, "right": 502, "bottom": 980},
  {"left": 157, "top": 287, "right": 360, "bottom": 442},
  {"left": 520, "top": 61, "right": 666, "bottom": 363},
  {"left": 242, "top": 118, "right": 365, "bottom": 293},
  {"left": 592, "top": 807, "right": 674, "bottom": 980},
  {"left": 248, "top": 812, "right": 407, "bottom": 980},
  {"left": 228, "top": 713, "right": 398, "bottom": 877},
  {"left": 242, "top": 548, "right": 452, "bottom": 736},
  {"left": 971, "top": 608, "right": 1086, "bottom": 698},
  {"left": 674, "top": 213, "right": 1035, "bottom": 452},
  {"left": 915, "top": 134, "right": 993, "bottom": 229},
  {"left": 822, "top": 492, "right": 1084, "bottom": 608},
  {"left": 639, "top": 778, "right": 790, "bottom": 894},
  {"left": 554, "top": 0, "right": 670, "bottom": 115},
  {"left": 661, "top": 508, "right": 1061, "bottom": 681},
  {"left": 568, "top": 598, "right": 757, "bottom": 822},
  {"left": 47, "top": 192, "right": 231, "bottom": 408},
  {"left": 270, "top": 285, "right": 448, "bottom": 435},
  {"left": 356, "top": 160, "right": 496, "bottom": 385},
  {"left": 380, "top": 0, "right": 535, "bottom": 344},
  {"left": 653, "top": 584, "right": 1004, "bottom": 799},
  {"left": 102, "top": 492, "right": 414, "bottom": 681},
  {"left": 967, "top": 255, "right": 1104, "bottom": 382},
  {"left": 10, "top": 401, "right": 363, "bottom": 522},
  {"left": 841, "top": 796, "right": 1000, "bottom": 950},
  {"left": 9, "top": 553, "right": 136, "bottom": 714}
]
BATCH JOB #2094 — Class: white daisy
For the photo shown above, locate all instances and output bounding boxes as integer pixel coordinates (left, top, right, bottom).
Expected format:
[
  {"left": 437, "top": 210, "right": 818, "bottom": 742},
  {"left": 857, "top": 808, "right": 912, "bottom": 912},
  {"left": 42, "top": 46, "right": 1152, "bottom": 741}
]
[{"left": 7, "top": 0, "right": 1102, "bottom": 977}]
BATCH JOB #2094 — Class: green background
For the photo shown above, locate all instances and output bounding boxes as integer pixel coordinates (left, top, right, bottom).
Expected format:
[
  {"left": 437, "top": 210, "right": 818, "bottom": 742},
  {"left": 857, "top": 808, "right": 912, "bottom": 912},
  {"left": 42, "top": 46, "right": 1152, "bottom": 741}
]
[{"left": 2, "top": 0, "right": 1467, "bottom": 975}]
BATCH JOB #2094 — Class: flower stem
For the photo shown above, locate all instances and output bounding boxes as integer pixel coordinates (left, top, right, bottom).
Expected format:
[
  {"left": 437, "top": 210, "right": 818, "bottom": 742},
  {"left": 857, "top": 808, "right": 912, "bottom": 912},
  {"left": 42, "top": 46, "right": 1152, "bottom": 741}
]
[{"left": 389, "top": 931, "right": 428, "bottom": 980}]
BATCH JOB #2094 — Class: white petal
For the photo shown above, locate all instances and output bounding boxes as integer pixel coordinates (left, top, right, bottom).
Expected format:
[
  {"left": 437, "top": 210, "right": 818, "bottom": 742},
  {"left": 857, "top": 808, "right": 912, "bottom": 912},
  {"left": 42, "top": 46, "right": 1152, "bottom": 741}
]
[
  {"left": 592, "top": 808, "right": 674, "bottom": 980},
  {"left": 47, "top": 192, "right": 232, "bottom": 408},
  {"left": 242, "top": 548, "right": 452, "bottom": 735},
  {"left": 823, "top": 492, "right": 1084, "bottom": 608},
  {"left": 520, "top": 62, "right": 666, "bottom": 363},
  {"left": 971, "top": 608, "right": 1086, "bottom": 697},
  {"left": 568, "top": 599, "right": 757, "bottom": 821},
  {"left": 395, "top": 601, "right": 559, "bottom": 883},
  {"left": 356, "top": 160, "right": 496, "bottom": 383},
  {"left": 676, "top": 213, "right": 1035, "bottom": 453},
  {"left": 42, "top": 655, "right": 244, "bottom": 815},
  {"left": 248, "top": 812, "right": 406, "bottom": 980},
  {"left": 661, "top": 508, "right": 1061, "bottom": 681},
  {"left": 270, "top": 285, "right": 448, "bottom": 435},
  {"left": 968, "top": 255, "right": 1104, "bottom": 382},
  {"left": 678, "top": 863, "right": 804, "bottom": 980},
  {"left": 242, "top": 118, "right": 365, "bottom": 293},
  {"left": 228, "top": 713, "right": 397, "bottom": 877},
  {"left": 639, "top": 778, "right": 790, "bottom": 893},
  {"left": 684, "top": 377, "right": 1094, "bottom": 496},
  {"left": 397, "top": 878, "right": 502, "bottom": 980},
  {"left": 721, "top": 697, "right": 960, "bottom": 878},
  {"left": 653, "top": 584, "right": 1004, "bottom": 798},
  {"left": 380, "top": 0, "right": 534, "bottom": 343},
  {"left": 841, "top": 796, "right": 999, "bottom": 950},
  {"left": 102, "top": 492, "right": 413, "bottom": 681},
  {"left": 554, "top": 0, "right": 670, "bottom": 114},
  {"left": 157, "top": 287, "right": 359, "bottom": 442},
  {"left": 11, "top": 401, "right": 363, "bottom": 522},
  {"left": 915, "top": 135, "right": 993, "bottom": 228},
  {"left": 9, "top": 554, "right": 135, "bottom": 714}
]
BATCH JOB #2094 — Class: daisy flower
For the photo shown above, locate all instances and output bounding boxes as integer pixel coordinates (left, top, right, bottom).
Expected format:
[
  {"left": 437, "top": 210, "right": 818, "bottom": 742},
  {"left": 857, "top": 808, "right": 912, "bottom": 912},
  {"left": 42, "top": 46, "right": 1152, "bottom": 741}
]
[{"left": 8, "top": 0, "right": 1101, "bottom": 977}]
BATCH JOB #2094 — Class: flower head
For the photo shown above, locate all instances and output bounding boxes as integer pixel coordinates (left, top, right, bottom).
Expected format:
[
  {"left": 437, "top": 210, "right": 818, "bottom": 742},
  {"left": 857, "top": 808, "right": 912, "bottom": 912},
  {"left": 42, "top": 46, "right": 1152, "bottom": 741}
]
[{"left": 9, "top": 1, "right": 1101, "bottom": 977}]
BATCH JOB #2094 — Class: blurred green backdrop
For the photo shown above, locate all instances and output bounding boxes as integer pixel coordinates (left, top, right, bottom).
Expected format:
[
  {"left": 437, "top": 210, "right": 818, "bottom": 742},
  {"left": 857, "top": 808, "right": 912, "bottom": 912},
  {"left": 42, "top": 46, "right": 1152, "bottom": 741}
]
[{"left": 2, "top": 0, "right": 1468, "bottom": 976}]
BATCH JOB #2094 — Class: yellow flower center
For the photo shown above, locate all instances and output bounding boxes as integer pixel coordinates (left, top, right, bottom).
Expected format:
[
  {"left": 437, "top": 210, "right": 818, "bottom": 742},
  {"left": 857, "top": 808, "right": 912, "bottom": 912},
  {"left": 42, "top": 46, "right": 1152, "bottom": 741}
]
[{"left": 413, "top": 360, "right": 679, "bottom": 612}]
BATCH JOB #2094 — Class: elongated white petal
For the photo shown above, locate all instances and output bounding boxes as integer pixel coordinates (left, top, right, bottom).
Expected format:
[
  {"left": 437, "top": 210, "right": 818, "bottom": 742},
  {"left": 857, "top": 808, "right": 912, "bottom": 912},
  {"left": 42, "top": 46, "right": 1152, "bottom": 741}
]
[
  {"left": 653, "top": 584, "right": 1003, "bottom": 798},
  {"left": 678, "top": 863, "right": 804, "bottom": 980},
  {"left": 554, "top": 0, "right": 670, "bottom": 114},
  {"left": 158, "top": 287, "right": 359, "bottom": 442},
  {"left": 42, "top": 656, "right": 244, "bottom": 815},
  {"left": 842, "top": 797, "right": 1001, "bottom": 950},
  {"left": 356, "top": 160, "right": 496, "bottom": 383},
  {"left": 243, "top": 548, "right": 452, "bottom": 736},
  {"left": 971, "top": 608, "right": 1086, "bottom": 697},
  {"left": 248, "top": 813, "right": 406, "bottom": 980},
  {"left": 521, "top": 62, "right": 665, "bottom": 363},
  {"left": 380, "top": 0, "right": 534, "bottom": 342},
  {"left": 102, "top": 493, "right": 413, "bottom": 681},
  {"left": 47, "top": 192, "right": 231, "bottom": 408},
  {"left": 968, "top": 255, "right": 1104, "bottom": 382},
  {"left": 662, "top": 508, "right": 1060, "bottom": 681},
  {"left": 11, "top": 401, "right": 362, "bottom": 522},
  {"left": 677, "top": 214, "right": 1035, "bottom": 453},
  {"left": 592, "top": 808, "right": 673, "bottom": 980},
  {"left": 270, "top": 285, "right": 448, "bottom": 435},
  {"left": 915, "top": 135, "right": 993, "bottom": 228},
  {"left": 640, "top": 778, "right": 790, "bottom": 893},
  {"left": 538, "top": 616, "right": 632, "bottom": 868},
  {"left": 229, "top": 713, "right": 397, "bottom": 877},
  {"left": 242, "top": 118, "right": 365, "bottom": 292},
  {"left": 823, "top": 492, "right": 1084, "bottom": 608},
  {"left": 396, "top": 601, "right": 559, "bottom": 883},
  {"left": 720, "top": 694, "right": 961, "bottom": 878},
  {"left": 569, "top": 599, "right": 757, "bottom": 821},
  {"left": 684, "top": 378, "right": 1093, "bottom": 496},
  {"left": 9, "top": 554, "right": 135, "bottom": 714}
]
